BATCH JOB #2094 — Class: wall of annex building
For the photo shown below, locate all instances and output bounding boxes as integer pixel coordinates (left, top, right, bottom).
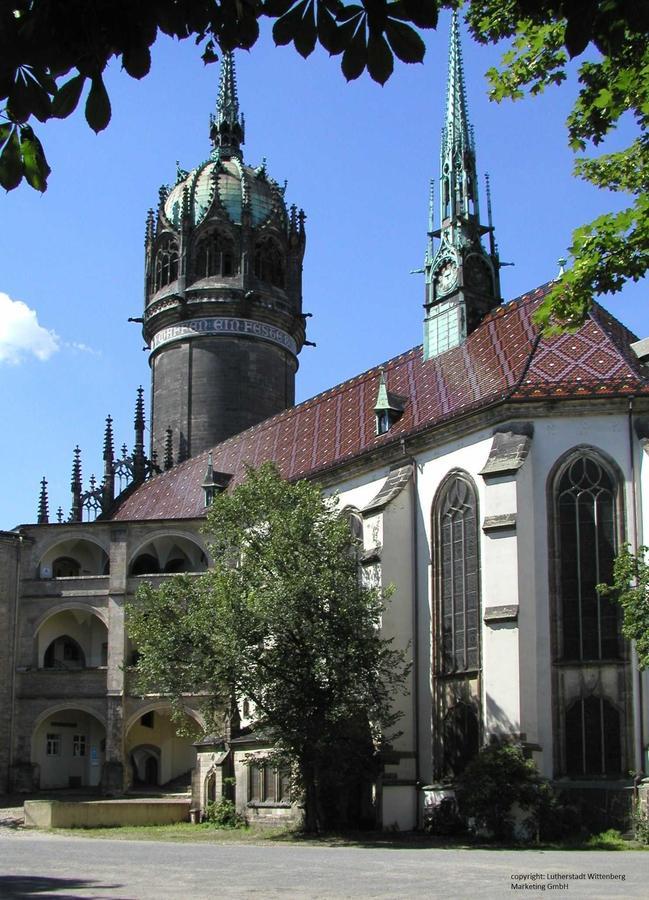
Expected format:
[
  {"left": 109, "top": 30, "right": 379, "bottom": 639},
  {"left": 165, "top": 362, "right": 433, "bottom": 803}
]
[{"left": 7, "top": 519, "right": 209, "bottom": 789}]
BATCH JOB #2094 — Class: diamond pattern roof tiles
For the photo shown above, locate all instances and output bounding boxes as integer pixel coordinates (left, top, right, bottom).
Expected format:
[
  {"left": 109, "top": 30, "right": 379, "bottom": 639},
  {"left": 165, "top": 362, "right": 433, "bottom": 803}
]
[{"left": 111, "top": 284, "right": 649, "bottom": 521}]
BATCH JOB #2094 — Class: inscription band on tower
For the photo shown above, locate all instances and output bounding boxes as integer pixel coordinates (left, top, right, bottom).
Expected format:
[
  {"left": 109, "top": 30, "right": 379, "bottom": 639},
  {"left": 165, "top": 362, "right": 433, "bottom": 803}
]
[{"left": 150, "top": 317, "right": 298, "bottom": 356}]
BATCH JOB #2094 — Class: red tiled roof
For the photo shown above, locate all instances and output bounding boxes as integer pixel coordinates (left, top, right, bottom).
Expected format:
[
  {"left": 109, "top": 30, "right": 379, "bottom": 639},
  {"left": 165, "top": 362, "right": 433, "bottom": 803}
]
[{"left": 111, "top": 285, "right": 649, "bottom": 521}]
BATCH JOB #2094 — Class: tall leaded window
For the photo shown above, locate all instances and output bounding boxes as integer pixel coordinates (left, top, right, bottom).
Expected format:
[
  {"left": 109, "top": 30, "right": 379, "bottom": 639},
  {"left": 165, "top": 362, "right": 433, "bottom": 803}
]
[
  {"left": 565, "top": 696, "right": 622, "bottom": 776},
  {"left": 254, "top": 239, "right": 285, "bottom": 288},
  {"left": 437, "top": 475, "right": 480, "bottom": 673},
  {"left": 442, "top": 701, "right": 479, "bottom": 776},
  {"left": 556, "top": 456, "right": 620, "bottom": 661},
  {"left": 153, "top": 238, "right": 179, "bottom": 292},
  {"left": 194, "top": 232, "right": 236, "bottom": 279}
]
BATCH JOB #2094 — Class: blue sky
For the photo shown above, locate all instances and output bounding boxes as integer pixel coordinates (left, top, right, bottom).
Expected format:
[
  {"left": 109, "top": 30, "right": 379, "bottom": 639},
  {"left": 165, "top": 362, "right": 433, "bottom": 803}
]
[{"left": 1, "top": 13, "right": 646, "bottom": 529}]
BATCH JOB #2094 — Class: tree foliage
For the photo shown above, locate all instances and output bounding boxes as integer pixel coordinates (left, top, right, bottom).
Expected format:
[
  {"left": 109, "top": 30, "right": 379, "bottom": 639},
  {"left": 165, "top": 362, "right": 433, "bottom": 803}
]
[
  {"left": 456, "top": 741, "right": 551, "bottom": 842},
  {"left": 466, "top": 1, "right": 649, "bottom": 330},
  {"left": 126, "top": 462, "right": 409, "bottom": 832},
  {"left": 598, "top": 544, "right": 649, "bottom": 669},
  {"left": 2, "top": 3, "right": 647, "bottom": 325}
]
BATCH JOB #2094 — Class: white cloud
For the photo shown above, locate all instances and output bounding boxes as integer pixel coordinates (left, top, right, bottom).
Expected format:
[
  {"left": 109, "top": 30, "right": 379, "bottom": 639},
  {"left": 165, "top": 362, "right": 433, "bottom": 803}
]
[
  {"left": 66, "top": 341, "right": 102, "bottom": 357},
  {"left": 0, "top": 292, "right": 60, "bottom": 364}
]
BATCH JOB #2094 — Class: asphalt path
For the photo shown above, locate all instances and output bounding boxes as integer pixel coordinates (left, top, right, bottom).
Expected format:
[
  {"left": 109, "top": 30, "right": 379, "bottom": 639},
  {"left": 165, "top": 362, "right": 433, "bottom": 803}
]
[{"left": 0, "top": 830, "right": 645, "bottom": 899}]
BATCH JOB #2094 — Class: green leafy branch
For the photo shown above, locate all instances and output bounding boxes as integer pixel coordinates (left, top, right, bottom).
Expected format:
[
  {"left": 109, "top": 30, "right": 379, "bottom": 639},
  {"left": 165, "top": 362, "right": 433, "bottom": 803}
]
[{"left": 598, "top": 544, "right": 649, "bottom": 670}]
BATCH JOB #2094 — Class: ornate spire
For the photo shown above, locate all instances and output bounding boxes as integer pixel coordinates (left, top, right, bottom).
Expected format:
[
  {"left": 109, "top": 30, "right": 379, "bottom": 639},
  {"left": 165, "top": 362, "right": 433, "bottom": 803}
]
[
  {"left": 210, "top": 50, "right": 245, "bottom": 158},
  {"left": 102, "top": 415, "right": 115, "bottom": 512},
  {"left": 440, "top": 9, "right": 479, "bottom": 229},
  {"left": 37, "top": 477, "right": 49, "bottom": 525},
  {"left": 423, "top": 10, "right": 501, "bottom": 361},
  {"left": 70, "top": 446, "right": 82, "bottom": 522},
  {"left": 133, "top": 387, "right": 146, "bottom": 483}
]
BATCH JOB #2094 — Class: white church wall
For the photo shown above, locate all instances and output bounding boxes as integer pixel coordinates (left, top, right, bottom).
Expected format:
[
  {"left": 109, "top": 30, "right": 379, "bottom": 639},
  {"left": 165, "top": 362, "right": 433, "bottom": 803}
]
[
  {"left": 327, "top": 467, "right": 393, "bottom": 513},
  {"left": 482, "top": 517, "right": 522, "bottom": 741},
  {"left": 381, "top": 784, "right": 416, "bottom": 833},
  {"left": 528, "top": 410, "right": 635, "bottom": 776},
  {"left": 515, "top": 448, "right": 548, "bottom": 774},
  {"left": 380, "top": 484, "right": 417, "bottom": 829}
]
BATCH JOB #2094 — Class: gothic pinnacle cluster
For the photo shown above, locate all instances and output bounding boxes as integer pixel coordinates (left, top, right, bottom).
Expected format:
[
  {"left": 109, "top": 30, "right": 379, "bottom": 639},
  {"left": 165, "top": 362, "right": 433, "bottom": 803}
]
[
  {"left": 423, "top": 11, "right": 502, "bottom": 360},
  {"left": 142, "top": 50, "right": 308, "bottom": 465},
  {"left": 35, "top": 389, "right": 157, "bottom": 524}
]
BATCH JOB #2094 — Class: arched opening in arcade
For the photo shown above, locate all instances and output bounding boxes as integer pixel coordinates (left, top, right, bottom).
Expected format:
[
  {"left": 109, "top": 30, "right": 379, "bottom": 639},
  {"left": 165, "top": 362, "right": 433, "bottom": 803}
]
[
  {"left": 32, "top": 708, "right": 106, "bottom": 789},
  {"left": 35, "top": 608, "right": 108, "bottom": 670},
  {"left": 38, "top": 538, "right": 109, "bottom": 579},
  {"left": 125, "top": 706, "right": 201, "bottom": 789},
  {"left": 129, "top": 535, "right": 208, "bottom": 576}
]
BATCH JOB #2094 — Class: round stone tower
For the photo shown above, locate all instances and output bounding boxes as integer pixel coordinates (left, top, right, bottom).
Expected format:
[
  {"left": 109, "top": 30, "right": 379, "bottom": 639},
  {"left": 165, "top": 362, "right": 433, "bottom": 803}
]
[{"left": 142, "top": 52, "right": 307, "bottom": 465}]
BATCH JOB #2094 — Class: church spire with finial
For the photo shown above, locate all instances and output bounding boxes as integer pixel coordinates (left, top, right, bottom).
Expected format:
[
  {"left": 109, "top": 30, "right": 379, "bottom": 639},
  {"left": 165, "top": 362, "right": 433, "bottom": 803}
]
[
  {"left": 423, "top": 10, "right": 501, "bottom": 361},
  {"left": 37, "top": 478, "right": 49, "bottom": 525},
  {"left": 210, "top": 50, "right": 245, "bottom": 159}
]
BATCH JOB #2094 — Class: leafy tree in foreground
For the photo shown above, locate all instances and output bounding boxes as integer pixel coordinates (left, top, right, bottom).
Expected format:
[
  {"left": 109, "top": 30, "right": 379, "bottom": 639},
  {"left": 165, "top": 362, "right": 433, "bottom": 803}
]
[
  {"left": 466, "top": 1, "right": 649, "bottom": 332},
  {"left": 127, "top": 462, "right": 409, "bottom": 832},
  {"left": 1, "top": 2, "right": 647, "bottom": 326},
  {"left": 598, "top": 544, "right": 649, "bottom": 670}
]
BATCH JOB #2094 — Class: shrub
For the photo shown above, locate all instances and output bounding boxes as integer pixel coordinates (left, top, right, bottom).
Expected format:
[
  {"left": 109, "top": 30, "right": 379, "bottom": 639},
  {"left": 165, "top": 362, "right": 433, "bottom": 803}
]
[
  {"left": 633, "top": 806, "right": 649, "bottom": 845},
  {"left": 456, "top": 742, "right": 551, "bottom": 843},
  {"left": 204, "top": 797, "right": 247, "bottom": 829},
  {"left": 537, "top": 789, "right": 584, "bottom": 843}
]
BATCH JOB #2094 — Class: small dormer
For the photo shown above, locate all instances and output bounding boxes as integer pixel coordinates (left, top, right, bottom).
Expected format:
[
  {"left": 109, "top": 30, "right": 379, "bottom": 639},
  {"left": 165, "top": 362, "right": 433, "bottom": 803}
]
[
  {"left": 374, "top": 370, "right": 407, "bottom": 436},
  {"left": 631, "top": 337, "right": 649, "bottom": 365},
  {"left": 202, "top": 453, "right": 233, "bottom": 507}
]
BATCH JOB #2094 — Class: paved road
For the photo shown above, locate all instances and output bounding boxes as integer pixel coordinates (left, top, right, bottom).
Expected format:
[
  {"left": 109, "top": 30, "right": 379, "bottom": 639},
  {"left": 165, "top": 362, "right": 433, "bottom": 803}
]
[{"left": 0, "top": 829, "right": 644, "bottom": 899}]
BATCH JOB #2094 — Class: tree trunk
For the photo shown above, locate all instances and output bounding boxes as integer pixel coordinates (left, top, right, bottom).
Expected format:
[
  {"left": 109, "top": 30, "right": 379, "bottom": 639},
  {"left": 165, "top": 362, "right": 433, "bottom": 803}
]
[{"left": 301, "top": 763, "right": 320, "bottom": 833}]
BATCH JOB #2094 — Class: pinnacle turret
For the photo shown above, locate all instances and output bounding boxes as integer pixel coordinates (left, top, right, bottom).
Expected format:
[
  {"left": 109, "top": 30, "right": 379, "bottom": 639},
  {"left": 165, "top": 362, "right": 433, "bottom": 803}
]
[
  {"left": 133, "top": 387, "right": 146, "bottom": 483},
  {"left": 210, "top": 50, "right": 245, "bottom": 158},
  {"left": 70, "top": 446, "right": 82, "bottom": 522},
  {"left": 37, "top": 477, "right": 49, "bottom": 525}
]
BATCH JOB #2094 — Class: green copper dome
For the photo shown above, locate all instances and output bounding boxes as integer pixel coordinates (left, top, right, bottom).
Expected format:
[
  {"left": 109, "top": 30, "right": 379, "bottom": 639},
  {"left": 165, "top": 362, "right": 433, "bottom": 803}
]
[{"left": 163, "top": 157, "right": 285, "bottom": 230}]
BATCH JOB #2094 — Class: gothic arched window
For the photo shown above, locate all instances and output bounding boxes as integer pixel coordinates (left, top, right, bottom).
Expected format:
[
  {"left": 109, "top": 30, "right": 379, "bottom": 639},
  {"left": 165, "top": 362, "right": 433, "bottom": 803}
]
[
  {"left": 153, "top": 238, "right": 179, "bottom": 292},
  {"left": 254, "top": 239, "right": 285, "bottom": 288},
  {"left": 565, "top": 696, "right": 622, "bottom": 776},
  {"left": 194, "top": 231, "right": 236, "bottom": 279},
  {"left": 442, "top": 701, "right": 480, "bottom": 777},
  {"left": 436, "top": 474, "right": 481, "bottom": 673},
  {"left": 556, "top": 455, "right": 621, "bottom": 661}
]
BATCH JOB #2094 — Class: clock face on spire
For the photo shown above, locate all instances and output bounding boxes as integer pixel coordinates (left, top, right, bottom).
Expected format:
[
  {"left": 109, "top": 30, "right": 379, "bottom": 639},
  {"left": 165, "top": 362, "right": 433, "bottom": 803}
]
[{"left": 436, "top": 259, "right": 458, "bottom": 295}]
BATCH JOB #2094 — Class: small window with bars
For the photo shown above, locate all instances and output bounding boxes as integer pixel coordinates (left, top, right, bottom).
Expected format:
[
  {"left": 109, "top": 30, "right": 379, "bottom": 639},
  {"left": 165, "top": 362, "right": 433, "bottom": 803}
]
[
  {"left": 46, "top": 733, "right": 61, "bottom": 756},
  {"left": 72, "top": 734, "right": 86, "bottom": 757}
]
